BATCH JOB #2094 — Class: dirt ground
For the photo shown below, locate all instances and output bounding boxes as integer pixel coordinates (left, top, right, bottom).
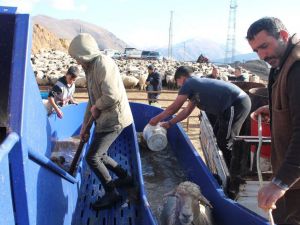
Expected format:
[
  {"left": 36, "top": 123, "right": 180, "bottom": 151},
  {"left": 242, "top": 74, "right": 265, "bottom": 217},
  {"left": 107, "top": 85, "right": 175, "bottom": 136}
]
[{"left": 74, "top": 88, "right": 204, "bottom": 159}]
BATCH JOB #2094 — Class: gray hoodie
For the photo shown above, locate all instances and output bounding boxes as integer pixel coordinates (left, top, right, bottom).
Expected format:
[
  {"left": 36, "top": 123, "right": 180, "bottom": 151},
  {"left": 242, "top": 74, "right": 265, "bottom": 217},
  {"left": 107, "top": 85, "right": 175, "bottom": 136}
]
[{"left": 69, "top": 33, "right": 133, "bottom": 132}]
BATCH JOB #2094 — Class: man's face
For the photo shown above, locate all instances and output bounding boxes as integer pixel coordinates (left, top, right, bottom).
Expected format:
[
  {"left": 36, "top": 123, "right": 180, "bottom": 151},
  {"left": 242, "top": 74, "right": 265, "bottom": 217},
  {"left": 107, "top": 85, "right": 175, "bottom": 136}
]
[
  {"left": 212, "top": 68, "right": 219, "bottom": 77},
  {"left": 176, "top": 76, "right": 186, "bottom": 87},
  {"left": 234, "top": 69, "right": 241, "bottom": 77},
  {"left": 66, "top": 75, "right": 76, "bottom": 85},
  {"left": 248, "top": 30, "right": 287, "bottom": 68}
]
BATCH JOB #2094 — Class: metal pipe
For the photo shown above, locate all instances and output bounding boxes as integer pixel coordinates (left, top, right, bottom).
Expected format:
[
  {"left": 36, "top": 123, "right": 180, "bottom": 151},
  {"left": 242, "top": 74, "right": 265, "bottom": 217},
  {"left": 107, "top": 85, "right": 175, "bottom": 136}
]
[
  {"left": 28, "top": 149, "right": 77, "bottom": 183},
  {"left": 0, "top": 132, "right": 19, "bottom": 162},
  {"left": 256, "top": 114, "right": 275, "bottom": 225}
]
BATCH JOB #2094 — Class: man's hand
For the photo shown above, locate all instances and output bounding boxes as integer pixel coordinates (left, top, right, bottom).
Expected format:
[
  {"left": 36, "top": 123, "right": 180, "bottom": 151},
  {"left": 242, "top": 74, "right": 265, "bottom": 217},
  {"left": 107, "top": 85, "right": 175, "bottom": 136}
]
[
  {"left": 149, "top": 117, "right": 160, "bottom": 126},
  {"left": 90, "top": 105, "right": 101, "bottom": 119},
  {"left": 56, "top": 108, "right": 63, "bottom": 119},
  {"left": 254, "top": 105, "right": 270, "bottom": 122},
  {"left": 160, "top": 121, "right": 171, "bottom": 129},
  {"left": 257, "top": 182, "right": 286, "bottom": 212}
]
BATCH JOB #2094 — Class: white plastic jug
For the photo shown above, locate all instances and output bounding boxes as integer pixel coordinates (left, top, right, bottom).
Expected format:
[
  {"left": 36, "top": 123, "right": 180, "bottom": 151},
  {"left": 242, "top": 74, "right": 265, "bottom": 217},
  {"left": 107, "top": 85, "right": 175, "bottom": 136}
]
[{"left": 143, "top": 124, "right": 168, "bottom": 151}]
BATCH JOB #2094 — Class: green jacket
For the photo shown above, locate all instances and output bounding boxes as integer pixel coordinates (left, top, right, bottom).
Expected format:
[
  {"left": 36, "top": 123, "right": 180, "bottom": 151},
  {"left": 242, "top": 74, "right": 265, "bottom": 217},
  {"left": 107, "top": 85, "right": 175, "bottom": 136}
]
[{"left": 69, "top": 33, "right": 133, "bottom": 132}]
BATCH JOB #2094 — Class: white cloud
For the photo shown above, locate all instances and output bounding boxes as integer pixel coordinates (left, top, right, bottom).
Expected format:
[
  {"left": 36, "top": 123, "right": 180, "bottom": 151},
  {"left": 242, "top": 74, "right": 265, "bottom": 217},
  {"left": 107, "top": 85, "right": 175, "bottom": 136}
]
[
  {"left": 49, "top": 0, "right": 87, "bottom": 12},
  {"left": 0, "top": 0, "right": 40, "bottom": 12},
  {"left": 78, "top": 4, "right": 87, "bottom": 12},
  {"left": 50, "top": 0, "right": 75, "bottom": 10}
]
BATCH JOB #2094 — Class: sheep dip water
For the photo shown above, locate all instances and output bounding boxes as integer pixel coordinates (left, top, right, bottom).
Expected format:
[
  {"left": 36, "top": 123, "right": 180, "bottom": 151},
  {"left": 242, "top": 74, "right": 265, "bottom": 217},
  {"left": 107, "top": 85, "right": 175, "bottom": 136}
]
[{"left": 137, "top": 133, "right": 187, "bottom": 222}]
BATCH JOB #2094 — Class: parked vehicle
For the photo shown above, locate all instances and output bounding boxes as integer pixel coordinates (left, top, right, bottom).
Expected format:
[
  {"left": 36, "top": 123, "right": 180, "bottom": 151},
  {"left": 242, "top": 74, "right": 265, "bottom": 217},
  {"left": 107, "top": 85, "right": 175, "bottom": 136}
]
[
  {"left": 141, "top": 51, "right": 162, "bottom": 60},
  {"left": 124, "top": 47, "right": 142, "bottom": 59}
]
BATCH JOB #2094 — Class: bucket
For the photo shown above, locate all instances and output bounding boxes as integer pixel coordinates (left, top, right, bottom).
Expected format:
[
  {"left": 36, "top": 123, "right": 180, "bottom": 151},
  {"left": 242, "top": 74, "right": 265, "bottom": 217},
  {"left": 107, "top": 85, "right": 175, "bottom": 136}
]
[
  {"left": 250, "top": 112, "right": 271, "bottom": 158},
  {"left": 143, "top": 124, "right": 168, "bottom": 151}
]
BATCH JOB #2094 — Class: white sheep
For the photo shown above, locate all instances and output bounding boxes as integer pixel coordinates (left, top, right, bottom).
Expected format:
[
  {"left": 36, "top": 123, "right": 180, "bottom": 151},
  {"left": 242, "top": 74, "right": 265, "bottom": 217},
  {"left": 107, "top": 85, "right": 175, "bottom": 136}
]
[
  {"left": 160, "top": 181, "right": 214, "bottom": 225},
  {"left": 166, "top": 74, "right": 177, "bottom": 89},
  {"left": 122, "top": 75, "right": 139, "bottom": 89},
  {"left": 138, "top": 73, "right": 148, "bottom": 90}
]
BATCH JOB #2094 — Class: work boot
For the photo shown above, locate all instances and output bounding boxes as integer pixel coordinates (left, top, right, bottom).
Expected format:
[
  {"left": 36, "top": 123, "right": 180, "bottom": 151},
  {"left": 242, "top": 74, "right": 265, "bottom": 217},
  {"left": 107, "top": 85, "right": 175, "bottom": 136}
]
[
  {"left": 110, "top": 165, "right": 134, "bottom": 188},
  {"left": 114, "top": 175, "right": 134, "bottom": 188},
  {"left": 91, "top": 181, "right": 122, "bottom": 210}
]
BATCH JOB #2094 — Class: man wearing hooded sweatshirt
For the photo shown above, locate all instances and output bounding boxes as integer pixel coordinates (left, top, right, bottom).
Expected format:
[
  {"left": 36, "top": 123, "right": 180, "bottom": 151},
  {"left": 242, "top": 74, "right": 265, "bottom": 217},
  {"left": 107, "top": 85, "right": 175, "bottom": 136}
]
[{"left": 69, "top": 33, "right": 133, "bottom": 209}]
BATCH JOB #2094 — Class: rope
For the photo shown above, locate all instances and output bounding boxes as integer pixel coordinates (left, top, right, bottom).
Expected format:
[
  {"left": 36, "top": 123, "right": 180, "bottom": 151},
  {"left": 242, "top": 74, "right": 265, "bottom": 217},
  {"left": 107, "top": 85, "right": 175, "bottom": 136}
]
[{"left": 256, "top": 114, "right": 275, "bottom": 225}]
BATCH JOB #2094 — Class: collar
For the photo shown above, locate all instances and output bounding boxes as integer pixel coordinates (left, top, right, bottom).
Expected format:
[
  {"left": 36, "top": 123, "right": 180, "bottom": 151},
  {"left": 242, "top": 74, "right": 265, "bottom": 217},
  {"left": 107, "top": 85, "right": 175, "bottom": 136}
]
[{"left": 277, "top": 33, "right": 300, "bottom": 71}]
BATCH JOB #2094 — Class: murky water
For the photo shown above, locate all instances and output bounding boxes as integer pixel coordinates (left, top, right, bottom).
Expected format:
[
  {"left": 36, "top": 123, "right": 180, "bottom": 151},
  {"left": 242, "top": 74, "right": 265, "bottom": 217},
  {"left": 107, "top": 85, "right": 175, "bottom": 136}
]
[
  {"left": 50, "top": 136, "right": 81, "bottom": 171},
  {"left": 137, "top": 133, "right": 187, "bottom": 221}
]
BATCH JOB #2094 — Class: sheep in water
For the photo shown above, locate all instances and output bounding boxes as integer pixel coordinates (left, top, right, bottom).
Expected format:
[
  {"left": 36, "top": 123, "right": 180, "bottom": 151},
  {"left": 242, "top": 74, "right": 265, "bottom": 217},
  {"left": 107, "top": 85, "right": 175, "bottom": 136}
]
[{"left": 160, "top": 181, "right": 214, "bottom": 225}]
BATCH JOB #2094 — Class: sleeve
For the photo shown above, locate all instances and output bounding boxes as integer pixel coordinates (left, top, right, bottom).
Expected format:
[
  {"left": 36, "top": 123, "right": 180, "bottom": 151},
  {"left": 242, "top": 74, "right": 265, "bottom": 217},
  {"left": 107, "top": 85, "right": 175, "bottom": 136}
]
[
  {"left": 275, "top": 61, "right": 300, "bottom": 187},
  {"left": 146, "top": 74, "right": 151, "bottom": 82},
  {"left": 83, "top": 100, "right": 92, "bottom": 125},
  {"left": 149, "top": 72, "right": 160, "bottom": 86},
  {"left": 178, "top": 80, "right": 191, "bottom": 96},
  {"left": 48, "top": 85, "right": 62, "bottom": 98},
  {"left": 94, "top": 63, "right": 120, "bottom": 111}
]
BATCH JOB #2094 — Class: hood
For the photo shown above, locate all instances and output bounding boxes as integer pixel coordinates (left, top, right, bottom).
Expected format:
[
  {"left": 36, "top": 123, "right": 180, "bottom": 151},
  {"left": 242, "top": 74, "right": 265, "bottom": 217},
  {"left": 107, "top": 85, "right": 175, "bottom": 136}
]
[{"left": 68, "top": 33, "right": 101, "bottom": 63}]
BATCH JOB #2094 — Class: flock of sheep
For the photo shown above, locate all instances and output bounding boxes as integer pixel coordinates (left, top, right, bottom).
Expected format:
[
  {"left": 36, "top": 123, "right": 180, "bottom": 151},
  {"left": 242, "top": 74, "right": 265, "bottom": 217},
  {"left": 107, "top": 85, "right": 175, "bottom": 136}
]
[{"left": 31, "top": 50, "right": 260, "bottom": 91}]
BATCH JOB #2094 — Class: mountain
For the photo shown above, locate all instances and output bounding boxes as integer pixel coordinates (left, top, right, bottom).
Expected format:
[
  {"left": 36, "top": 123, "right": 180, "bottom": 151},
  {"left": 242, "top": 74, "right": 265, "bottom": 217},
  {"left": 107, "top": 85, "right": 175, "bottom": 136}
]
[
  {"left": 32, "top": 24, "right": 70, "bottom": 54},
  {"left": 156, "top": 38, "right": 227, "bottom": 61},
  {"left": 214, "top": 52, "right": 259, "bottom": 64},
  {"left": 32, "top": 15, "right": 128, "bottom": 51}
]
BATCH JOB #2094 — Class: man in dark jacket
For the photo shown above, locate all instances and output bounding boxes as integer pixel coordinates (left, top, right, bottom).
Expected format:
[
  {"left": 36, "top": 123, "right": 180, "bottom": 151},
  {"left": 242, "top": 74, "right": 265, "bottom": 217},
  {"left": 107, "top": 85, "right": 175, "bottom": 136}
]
[
  {"left": 247, "top": 17, "right": 300, "bottom": 224},
  {"left": 146, "top": 64, "right": 162, "bottom": 105}
]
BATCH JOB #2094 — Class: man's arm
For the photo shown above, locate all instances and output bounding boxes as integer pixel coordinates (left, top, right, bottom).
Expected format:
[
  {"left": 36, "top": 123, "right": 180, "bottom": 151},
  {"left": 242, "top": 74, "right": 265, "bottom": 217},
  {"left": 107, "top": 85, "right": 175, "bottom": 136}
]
[
  {"left": 275, "top": 61, "right": 300, "bottom": 187},
  {"left": 257, "top": 62, "right": 300, "bottom": 211},
  {"left": 48, "top": 96, "right": 63, "bottom": 118},
  {"left": 161, "top": 100, "right": 196, "bottom": 129},
  {"left": 94, "top": 64, "right": 120, "bottom": 111},
  {"left": 149, "top": 72, "right": 160, "bottom": 86},
  {"left": 48, "top": 85, "right": 63, "bottom": 118},
  {"left": 149, "top": 95, "right": 188, "bottom": 125}
]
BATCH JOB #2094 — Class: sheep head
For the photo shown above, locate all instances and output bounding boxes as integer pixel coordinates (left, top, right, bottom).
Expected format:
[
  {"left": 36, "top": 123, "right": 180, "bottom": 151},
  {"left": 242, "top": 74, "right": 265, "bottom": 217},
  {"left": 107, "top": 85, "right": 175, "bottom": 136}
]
[{"left": 164, "top": 181, "right": 212, "bottom": 225}]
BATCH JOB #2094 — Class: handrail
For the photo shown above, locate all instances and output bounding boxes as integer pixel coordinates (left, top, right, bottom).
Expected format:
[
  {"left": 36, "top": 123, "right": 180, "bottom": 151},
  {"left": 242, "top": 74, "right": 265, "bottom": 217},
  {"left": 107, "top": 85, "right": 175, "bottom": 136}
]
[
  {"left": 28, "top": 149, "right": 77, "bottom": 183},
  {"left": 0, "top": 132, "right": 19, "bottom": 162}
]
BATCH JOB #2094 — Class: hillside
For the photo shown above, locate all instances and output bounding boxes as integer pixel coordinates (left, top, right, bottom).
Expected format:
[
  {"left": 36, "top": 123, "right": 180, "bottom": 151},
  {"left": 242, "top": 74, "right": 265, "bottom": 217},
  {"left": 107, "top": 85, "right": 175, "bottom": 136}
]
[
  {"left": 32, "top": 15, "right": 128, "bottom": 51},
  {"left": 32, "top": 24, "right": 70, "bottom": 54},
  {"left": 156, "top": 38, "right": 227, "bottom": 61}
]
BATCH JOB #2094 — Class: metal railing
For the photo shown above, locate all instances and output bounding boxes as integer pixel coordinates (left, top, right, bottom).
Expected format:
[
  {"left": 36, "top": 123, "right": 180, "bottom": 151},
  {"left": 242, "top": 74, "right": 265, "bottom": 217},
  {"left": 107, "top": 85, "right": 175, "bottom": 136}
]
[{"left": 0, "top": 132, "right": 19, "bottom": 162}]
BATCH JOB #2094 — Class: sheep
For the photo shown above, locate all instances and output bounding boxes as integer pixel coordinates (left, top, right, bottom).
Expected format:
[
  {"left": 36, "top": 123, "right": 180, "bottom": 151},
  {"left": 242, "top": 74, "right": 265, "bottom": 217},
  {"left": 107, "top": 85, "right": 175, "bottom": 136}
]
[
  {"left": 160, "top": 181, "right": 214, "bottom": 225},
  {"left": 138, "top": 73, "right": 148, "bottom": 90},
  {"left": 122, "top": 75, "right": 139, "bottom": 89},
  {"left": 166, "top": 74, "right": 177, "bottom": 90}
]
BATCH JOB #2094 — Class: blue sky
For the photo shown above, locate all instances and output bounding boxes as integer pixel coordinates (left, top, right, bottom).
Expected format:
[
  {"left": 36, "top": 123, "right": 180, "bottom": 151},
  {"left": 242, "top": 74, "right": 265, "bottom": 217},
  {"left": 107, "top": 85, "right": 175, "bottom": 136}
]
[{"left": 1, "top": 0, "right": 300, "bottom": 53}]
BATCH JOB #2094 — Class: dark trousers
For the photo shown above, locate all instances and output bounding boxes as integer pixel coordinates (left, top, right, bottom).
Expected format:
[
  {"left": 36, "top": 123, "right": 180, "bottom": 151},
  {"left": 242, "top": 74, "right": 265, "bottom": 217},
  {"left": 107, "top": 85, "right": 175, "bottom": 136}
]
[
  {"left": 85, "top": 130, "right": 122, "bottom": 186},
  {"left": 148, "top": 93, "right": 160, "bottom": 105},
  {"left": 214, "top": 96, "right": 251, "bottom": 166},
  {"left": 273, "top": 189, "right": 300, "bottom": 225}
]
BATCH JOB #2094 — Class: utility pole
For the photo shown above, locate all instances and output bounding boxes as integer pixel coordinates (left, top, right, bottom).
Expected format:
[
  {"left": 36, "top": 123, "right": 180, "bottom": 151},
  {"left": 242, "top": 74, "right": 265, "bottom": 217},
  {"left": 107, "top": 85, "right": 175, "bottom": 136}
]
[
  {"left": 224, "top": 0, "right": 237, "bottom": 64},
  {"left": 168, "top": 10, "right": 174, "bottom": 60},
  {"left": 183, "top": 41, "right": 186, "bottom": 62}
]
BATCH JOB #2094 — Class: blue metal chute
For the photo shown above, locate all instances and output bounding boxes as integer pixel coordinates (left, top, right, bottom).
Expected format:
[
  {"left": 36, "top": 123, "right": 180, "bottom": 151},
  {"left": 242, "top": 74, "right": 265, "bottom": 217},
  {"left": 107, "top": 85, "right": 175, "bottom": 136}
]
[{"left": 0, "top": 6, "right": 270, "bottom": 225}]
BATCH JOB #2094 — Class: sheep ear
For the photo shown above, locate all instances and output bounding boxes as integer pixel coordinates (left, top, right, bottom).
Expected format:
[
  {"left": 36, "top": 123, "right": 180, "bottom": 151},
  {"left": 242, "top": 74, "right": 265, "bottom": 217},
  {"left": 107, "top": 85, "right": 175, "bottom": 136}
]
[{"left": 198, "top": 196, "right": 213, "bottom": 208}]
